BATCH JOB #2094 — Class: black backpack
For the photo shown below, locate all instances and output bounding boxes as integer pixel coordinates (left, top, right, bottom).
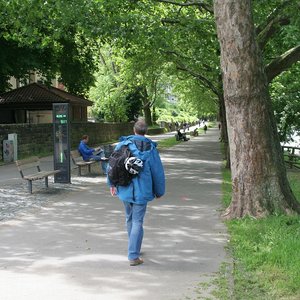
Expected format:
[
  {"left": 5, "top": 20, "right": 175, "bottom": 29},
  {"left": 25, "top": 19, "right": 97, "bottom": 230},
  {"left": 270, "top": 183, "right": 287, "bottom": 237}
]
[{"left": 108, "top": 145, "right": 133, "bottom": 186}]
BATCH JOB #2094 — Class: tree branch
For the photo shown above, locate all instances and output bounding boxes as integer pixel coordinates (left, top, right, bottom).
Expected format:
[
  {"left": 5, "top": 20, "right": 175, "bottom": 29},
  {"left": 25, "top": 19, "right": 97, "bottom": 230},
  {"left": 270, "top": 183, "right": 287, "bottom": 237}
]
[
  {"left": 266, "top": 45, "right": 300, "bottom": 82},
  {"left": 256, "top": 0, "right": 293, "bottom": 50},
  {"left": 163, "top": 49, "right": 192, "bottom": 61},
  {"left": 155, "top": 0, "right": 213, "bottom": 14},
  {"left": 99, "top": 51, "right": 107, "bottom": 67},
  {"left": 161, "top": 18, "right": 181, "bottom": 25},
  {"left": 256, "top": 0, "right": 291, "bottom": 35},
  {"left": 176, "top": 62, "right": 220, "bottom": 96},
  {"left": 257, "top": 16, "right": 290, "bottom": 51},
  {"left": 162, "top": 49, "right": 220, "bottom": 96}
]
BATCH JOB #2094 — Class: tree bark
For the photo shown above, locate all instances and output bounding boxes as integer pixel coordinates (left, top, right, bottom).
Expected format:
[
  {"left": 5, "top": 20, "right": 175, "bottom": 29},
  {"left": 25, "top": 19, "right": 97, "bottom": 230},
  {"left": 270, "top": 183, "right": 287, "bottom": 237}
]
[
  {"left": 218, "top": 93, "right": 230, "bottom": 168},
  {"left": 143, "top": 103, "right": 153, "bottom": 126},
  {"left": 214, "top": 0, "right": 300, "bottom": 218},
  {"left": 141, "top": 86, "right": 153, "bottom": 126}
]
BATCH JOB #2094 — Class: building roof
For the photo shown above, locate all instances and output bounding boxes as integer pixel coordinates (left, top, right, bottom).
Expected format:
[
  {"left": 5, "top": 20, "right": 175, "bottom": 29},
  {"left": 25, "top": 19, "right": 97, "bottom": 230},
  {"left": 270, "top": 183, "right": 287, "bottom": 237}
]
[{"left": 0, "top": 83, "right": 93, "bottom": 106}]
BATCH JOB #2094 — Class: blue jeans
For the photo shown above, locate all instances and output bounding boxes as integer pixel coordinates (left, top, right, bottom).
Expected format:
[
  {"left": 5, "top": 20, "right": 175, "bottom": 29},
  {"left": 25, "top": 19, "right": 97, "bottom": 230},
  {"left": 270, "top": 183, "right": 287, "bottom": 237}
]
[
  {"left": 90, "top": 151, "right": 108, "bottom": 174},
  {"left": 123, "top": 202, "right": 147, "bottom": 260}
]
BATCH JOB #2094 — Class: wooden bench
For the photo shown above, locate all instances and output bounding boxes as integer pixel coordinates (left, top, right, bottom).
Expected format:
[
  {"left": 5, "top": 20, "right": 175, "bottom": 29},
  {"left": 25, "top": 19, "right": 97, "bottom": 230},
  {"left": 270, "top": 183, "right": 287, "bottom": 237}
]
[
  {"left": 16, "top": 157, "right": 61, "bottom": 194},
  {"left": 70, "top": 150, "right": 98, "bottom": 176},
  {"left": 70, "top": 144, "right": 116, "bottom": 176}
]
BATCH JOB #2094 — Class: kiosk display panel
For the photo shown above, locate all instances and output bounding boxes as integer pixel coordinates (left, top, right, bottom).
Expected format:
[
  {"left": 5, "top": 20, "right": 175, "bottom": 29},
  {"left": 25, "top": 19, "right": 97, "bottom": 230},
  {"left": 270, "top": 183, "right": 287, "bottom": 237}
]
[{"left": 53, "top": 103, "right": 71, "bottom": 183}]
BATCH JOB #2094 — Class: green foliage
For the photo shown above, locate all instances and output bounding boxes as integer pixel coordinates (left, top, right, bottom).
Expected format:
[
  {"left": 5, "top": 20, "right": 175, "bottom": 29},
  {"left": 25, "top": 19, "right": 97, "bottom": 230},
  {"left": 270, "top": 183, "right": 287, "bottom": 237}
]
[
  {"left": 271, "top": 63, "right": 300, "bottom": 142},
  {"left": 89, "top": 46, "right": 146, "bottom": 122},
  {"left": 155, "top": 104, "right": 198, "bottom": 124},
  {"left": 1, "top": 0, "right": 299, "bottom": 129},
  {"left": 93, "top": 1, "right": 220, "bottom": 122},
  {"left": 0, "top": 0, "right": 98, "bottom": 95},
  {"left": 89, "top": 77, "right": 128, "bottom": 122},
  {"left": 222, "top": 165, "right": 232, "bottom": 208},
  {"left": 0, "top": 38, "right": 57, "bottom": 92},
  {"left": 58, "top": 34, "right": 96, "bottom": 96},
  {"left": 253, "top": 0, "right": 300, "bottom": 64},
  {"left": 252, "top": 0, "right": 300, "bottom": 143},
  {"left": 174, "top": 78, "right": 218, "bottom": 116},
  {"left": 125, "top": 87, "right": 143, "bottom": 121}
]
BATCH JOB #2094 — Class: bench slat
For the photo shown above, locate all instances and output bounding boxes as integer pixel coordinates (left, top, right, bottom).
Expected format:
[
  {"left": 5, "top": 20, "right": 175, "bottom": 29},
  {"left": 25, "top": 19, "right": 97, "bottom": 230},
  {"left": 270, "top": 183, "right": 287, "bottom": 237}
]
[{"left": 23, "top": 170, "right": 60, "bottom": 181}]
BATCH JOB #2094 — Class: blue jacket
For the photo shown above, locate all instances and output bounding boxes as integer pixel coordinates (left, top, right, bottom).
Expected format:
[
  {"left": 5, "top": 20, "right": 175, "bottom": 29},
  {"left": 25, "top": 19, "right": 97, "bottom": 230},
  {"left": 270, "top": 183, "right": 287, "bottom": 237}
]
[
  {"left": 108, "top": 135, "right": 165, "bottom": 204},
  {"left": 78, "top": 141, "right": 95, "bottom": 161}
]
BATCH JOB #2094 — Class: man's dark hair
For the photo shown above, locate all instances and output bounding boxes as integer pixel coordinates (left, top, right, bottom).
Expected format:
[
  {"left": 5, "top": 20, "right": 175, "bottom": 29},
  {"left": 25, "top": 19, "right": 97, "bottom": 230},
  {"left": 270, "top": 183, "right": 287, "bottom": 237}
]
[
  {"left": 82, "top": 135, "right": 89, "bottom": 140},
  {"left": 134, "top": 119, "right": 148, "bottom": 135}
]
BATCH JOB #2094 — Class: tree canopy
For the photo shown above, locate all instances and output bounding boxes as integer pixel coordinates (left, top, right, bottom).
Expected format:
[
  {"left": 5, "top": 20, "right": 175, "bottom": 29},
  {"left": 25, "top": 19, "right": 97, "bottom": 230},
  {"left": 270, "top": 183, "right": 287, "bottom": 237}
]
[
  {"left": 0, "top": 0, "right": 98, "bottom": 95},
  {"left": 1, "top": 0, "right": 299, "bottom": 129}
]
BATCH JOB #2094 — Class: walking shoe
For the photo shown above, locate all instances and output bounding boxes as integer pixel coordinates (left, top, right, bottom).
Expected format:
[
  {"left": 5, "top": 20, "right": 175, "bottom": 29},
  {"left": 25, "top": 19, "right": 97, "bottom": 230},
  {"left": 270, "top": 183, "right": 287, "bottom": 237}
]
[{"left": 129, "top": 258, "right": 144, "bottom": 266}]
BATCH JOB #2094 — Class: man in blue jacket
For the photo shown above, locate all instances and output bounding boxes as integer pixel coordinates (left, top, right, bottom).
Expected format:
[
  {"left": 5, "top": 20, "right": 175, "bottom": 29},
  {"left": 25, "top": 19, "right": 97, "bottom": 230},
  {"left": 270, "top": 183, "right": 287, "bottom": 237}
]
[
  {"left": 78, "top": 135, "right": 108, "bottom": 175},
  {"left": 108, "top": 119, "right": 165, "bottom": 266}
]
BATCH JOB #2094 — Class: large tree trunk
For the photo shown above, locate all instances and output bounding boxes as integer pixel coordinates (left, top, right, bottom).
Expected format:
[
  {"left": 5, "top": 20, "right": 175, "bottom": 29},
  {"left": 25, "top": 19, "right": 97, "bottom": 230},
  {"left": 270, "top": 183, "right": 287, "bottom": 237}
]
[
  {"left": 214, "top": 0, "right": 300, "bottom": 218},
  {"left": 218, "top": 93, "right": 230, "bottom": 168}
]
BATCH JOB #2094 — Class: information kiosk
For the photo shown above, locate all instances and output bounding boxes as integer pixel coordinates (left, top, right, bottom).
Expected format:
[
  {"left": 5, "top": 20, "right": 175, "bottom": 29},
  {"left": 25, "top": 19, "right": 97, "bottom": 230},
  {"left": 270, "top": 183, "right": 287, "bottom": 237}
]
[{"left": 53, "top": 103, "right": 71, "bottom": 183}]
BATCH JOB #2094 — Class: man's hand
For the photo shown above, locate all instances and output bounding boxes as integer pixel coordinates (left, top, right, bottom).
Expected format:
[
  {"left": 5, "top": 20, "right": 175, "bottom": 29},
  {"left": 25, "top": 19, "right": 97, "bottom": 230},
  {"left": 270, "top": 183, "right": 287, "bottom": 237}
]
[{"left": 110, "top": 186, "right": 117, "bottom": 196}]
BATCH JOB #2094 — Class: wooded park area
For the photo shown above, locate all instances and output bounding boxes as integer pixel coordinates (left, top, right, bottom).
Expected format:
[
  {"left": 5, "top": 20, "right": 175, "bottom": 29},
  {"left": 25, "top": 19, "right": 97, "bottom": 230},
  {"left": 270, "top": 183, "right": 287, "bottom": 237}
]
[{"left": 0, "top": 0, "right": 299, "bottom": 219}]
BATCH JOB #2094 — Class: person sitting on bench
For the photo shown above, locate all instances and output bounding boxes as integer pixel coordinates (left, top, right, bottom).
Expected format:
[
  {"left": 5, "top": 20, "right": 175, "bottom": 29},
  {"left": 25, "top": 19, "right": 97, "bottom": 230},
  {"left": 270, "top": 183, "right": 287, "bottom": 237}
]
[
  {"left": 78, "top": 135, "right": 108, "bottom": 174},
  {"left": 193, "top": 128, "right": 199, "bottom": 136},
  {"left": 177, "top": 129, "right": 189, "bottom": 141}
]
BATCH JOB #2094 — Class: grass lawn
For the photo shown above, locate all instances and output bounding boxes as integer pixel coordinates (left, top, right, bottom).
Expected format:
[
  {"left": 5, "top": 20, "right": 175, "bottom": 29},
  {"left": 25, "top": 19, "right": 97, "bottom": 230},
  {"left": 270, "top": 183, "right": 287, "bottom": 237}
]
[
  {"left": 156, "top": 136, "right": 182, "bottom": 149},
  {"left": 218, "top": 169, "right": 300, "bottom": 300}
]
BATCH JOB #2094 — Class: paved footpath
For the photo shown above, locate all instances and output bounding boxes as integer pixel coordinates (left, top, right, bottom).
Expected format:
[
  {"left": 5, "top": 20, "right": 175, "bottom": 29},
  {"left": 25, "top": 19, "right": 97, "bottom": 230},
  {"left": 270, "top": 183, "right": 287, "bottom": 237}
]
[{"left": 0, "top": 128, "right": 227, "bottom": 300}]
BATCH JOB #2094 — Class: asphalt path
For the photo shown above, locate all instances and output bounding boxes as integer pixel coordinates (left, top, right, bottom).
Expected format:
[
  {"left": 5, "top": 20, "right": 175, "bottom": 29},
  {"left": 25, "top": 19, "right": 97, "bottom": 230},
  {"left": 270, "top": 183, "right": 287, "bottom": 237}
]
[{"left": 0, "top": 127, "right": 227, "bottom": 300}]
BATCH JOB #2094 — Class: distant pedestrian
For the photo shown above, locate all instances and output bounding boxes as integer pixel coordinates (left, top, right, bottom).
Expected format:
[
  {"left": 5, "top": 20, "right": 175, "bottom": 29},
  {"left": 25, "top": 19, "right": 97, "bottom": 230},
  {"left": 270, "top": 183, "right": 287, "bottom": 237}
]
[
  {"left": 186, "top": 123, "right": 190, "bottom": 131},
  {"left": 108, "top": 119, "right": 165, "bottom": 266},
  {"left": 203, "top": 124, "right": 208, "bottom": 134}
]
